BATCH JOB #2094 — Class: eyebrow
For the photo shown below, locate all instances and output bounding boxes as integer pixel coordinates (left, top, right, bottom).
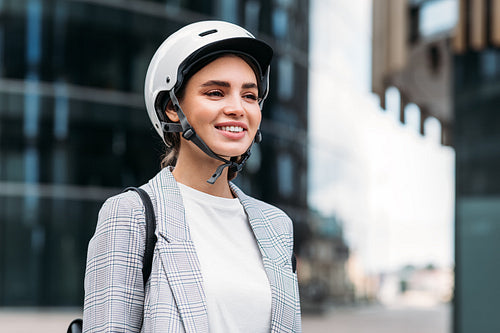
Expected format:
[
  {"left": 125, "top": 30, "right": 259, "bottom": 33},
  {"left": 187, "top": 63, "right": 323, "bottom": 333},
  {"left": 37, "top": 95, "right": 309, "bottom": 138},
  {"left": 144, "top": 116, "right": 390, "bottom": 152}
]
[
  {"left": 242, "top": 82, "right": 258, "bottom": 89},
  {"left": 200, "top": 80, "right": 258, "bottom": 89}
]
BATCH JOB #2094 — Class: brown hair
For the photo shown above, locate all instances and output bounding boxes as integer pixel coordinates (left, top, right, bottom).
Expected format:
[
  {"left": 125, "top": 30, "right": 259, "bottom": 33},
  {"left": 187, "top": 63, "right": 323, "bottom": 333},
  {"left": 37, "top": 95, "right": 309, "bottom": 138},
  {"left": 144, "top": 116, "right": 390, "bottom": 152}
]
[{"left": 159, "top": 53, "right": 261, "bottom": 181}]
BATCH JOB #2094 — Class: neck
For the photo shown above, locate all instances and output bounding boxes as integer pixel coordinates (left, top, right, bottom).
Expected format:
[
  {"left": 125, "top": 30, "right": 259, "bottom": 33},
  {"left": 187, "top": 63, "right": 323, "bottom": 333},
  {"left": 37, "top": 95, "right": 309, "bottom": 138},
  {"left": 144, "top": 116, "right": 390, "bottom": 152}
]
[{"left": 172, "top": 149, "right": 234, "bottom": 199}]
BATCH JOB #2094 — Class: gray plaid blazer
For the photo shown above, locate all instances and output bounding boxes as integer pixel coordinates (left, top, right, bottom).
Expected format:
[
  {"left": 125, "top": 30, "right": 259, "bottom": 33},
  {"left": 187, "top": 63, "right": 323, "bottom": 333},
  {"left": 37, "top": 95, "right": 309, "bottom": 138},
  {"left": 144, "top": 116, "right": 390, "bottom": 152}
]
[{"left": 83, "top": 168, "right": 302, "bottom": 332}]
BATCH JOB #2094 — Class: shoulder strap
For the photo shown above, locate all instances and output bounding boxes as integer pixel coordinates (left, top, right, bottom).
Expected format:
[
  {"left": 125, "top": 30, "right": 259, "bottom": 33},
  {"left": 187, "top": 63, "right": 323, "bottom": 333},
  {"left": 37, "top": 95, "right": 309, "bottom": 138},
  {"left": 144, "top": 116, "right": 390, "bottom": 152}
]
[{"left": 123, "top": 187, "right": 158, "bottom": 286}]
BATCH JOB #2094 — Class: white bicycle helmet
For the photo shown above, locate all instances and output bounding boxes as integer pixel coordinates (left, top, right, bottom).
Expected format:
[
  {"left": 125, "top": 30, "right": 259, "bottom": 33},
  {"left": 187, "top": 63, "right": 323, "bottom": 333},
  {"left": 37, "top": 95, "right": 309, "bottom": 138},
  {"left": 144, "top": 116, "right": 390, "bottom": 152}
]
[{"left": 144, "top": 20, "right": 273, "bottom": 183}]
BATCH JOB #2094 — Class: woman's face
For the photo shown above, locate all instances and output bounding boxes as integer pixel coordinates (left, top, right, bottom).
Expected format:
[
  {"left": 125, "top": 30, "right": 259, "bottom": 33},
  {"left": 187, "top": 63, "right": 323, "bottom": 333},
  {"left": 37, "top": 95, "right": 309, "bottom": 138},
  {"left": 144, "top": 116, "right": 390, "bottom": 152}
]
[{"left": 171, "top": 55, "right": 262, "bottom": 159}]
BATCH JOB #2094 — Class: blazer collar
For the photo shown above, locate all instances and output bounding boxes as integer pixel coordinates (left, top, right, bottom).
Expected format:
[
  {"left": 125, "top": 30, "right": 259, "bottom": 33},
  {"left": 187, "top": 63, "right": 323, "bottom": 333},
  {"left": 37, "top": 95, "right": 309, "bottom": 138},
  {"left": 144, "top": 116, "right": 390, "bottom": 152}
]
[{"left": 149, "top": 167, "right": 190, "bottom": 242}]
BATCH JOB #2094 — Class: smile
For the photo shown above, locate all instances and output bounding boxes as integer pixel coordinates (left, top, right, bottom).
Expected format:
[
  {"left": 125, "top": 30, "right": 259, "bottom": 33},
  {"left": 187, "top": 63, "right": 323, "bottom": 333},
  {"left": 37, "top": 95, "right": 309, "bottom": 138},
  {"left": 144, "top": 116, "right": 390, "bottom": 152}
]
[{"left": 216, "top": 126, "right": 245, "bottom": 133}]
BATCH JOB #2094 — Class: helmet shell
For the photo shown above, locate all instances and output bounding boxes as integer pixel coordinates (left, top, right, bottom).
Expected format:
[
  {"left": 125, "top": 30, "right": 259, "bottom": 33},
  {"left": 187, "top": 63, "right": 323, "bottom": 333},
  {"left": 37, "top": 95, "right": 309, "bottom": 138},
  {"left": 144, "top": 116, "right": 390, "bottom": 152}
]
[{"left": 144, "top": 20, "right": 273, "bottom": 141}]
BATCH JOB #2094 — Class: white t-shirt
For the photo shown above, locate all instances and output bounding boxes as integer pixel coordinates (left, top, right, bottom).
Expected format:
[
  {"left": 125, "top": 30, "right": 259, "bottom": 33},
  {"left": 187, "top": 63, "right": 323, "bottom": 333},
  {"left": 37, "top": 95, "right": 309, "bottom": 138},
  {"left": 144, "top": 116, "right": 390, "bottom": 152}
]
[{"left": 178, "top": 183, "right": 272, "bottom": 333}]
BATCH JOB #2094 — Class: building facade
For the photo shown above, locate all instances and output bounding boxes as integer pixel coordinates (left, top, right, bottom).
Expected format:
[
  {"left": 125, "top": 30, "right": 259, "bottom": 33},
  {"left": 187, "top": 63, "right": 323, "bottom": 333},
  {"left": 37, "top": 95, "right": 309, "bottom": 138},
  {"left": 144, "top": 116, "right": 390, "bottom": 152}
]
[
  {"left": 371, "top": 1, "right": 500, "bottom": 332},
  {"left": 453, "top": 1, "right": 500, "bottom": 332},
  {"left": 0, "top": 0, "right": 309, "bottom": 306}
]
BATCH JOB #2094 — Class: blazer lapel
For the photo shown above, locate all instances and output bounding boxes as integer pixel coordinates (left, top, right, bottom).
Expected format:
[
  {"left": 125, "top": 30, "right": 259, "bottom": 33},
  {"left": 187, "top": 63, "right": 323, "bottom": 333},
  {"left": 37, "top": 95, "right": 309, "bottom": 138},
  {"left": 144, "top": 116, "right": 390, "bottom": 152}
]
[
  {"left": 232, "top": 186, "right": 290, "bottom": 265},
  {"left": 231, "top": 184, "right": 298, "bottom": 333},
  {"left": 149, "top": 168, "right": 209, "bottom": 333}
]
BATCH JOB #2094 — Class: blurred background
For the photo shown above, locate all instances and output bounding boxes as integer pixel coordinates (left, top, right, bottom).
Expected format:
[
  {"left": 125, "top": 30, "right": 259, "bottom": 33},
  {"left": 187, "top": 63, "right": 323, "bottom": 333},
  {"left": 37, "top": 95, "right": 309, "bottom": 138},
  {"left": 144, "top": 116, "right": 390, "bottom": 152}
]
[{"left": 0, "top": 0, "right": 499, "bottom": 332}]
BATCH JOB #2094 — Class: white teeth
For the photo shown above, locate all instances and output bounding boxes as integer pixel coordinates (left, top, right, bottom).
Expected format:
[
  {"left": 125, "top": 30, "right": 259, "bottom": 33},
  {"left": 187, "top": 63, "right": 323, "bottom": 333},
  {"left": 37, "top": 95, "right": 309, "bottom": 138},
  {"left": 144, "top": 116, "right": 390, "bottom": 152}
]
[{"left": 219, "top": 126, "right": 244, "bottom": 133}]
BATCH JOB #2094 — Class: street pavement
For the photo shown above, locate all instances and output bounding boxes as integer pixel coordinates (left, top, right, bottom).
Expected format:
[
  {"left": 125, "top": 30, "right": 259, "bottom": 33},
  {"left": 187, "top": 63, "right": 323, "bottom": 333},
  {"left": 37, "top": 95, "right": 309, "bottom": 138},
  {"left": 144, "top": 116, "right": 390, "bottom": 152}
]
[
  {"left": 0, "top": 303, "right": 450, "bottom": 332},
  {"left": 302, "top": 303, "right": 450, "bottom": 333}
]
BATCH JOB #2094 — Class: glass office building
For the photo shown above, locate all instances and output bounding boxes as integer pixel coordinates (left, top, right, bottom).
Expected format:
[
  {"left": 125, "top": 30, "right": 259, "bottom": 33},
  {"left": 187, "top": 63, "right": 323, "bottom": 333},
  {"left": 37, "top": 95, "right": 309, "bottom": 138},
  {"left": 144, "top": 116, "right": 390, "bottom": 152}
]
[
  {"left": 452, "top": 1, "right": 500, "bottom": 332},
  {"left": 454, "top": 47, "right": 500, "bottom": 333},
  {"left": 453, "top": 47, "right": 500, "bottom": 333},
  {"left": 0, "top": 0, "right": 309, "bottom": 306}
]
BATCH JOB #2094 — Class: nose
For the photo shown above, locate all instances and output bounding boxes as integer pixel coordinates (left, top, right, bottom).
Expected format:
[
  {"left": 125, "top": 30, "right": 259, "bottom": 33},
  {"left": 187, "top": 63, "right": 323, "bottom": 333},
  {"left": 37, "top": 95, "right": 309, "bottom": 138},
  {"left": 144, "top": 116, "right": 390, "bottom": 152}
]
[{"left": 222, "top": 93, "right": 245, "bottom": 117}]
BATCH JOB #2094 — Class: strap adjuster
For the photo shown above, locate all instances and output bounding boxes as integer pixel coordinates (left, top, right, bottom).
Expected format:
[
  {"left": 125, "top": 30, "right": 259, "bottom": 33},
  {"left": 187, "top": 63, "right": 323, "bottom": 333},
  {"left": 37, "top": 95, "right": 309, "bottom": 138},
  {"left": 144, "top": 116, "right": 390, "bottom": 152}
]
[{"left": 183, "top": 128, "right": 195, "bottom": 140}]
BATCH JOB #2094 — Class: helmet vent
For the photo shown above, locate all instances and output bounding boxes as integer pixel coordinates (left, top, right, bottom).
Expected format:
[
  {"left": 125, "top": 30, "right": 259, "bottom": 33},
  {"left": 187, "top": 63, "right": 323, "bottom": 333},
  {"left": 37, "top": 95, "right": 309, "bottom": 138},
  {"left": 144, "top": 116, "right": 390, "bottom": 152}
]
[{"left": 199, "top": 29, "right": 217, "bottom": 37}]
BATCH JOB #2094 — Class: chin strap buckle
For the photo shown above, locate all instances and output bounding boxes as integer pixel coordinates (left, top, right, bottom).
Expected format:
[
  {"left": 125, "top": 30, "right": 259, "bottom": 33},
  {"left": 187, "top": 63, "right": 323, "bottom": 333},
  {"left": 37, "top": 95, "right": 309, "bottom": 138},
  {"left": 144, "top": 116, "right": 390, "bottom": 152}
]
[{"left": 207, "top": 163, "right": 232, "bottom": 184}]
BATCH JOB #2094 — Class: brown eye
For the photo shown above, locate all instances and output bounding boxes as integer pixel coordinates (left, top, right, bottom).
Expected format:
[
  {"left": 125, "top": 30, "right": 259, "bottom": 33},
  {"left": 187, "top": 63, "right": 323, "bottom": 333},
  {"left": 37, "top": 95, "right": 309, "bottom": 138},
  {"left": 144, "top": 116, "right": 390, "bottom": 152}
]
[
  {"left": 205, "top": 90, "right": 224, "bottom": 97},
  {"left": 243, "top": 93, "right": 259, "bottom": 102}
]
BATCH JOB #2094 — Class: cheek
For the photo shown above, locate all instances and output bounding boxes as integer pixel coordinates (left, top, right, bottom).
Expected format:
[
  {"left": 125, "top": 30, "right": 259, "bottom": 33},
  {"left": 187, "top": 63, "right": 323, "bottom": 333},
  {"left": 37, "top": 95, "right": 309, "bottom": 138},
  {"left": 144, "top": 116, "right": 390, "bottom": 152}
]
[
  {"left": 247, "top": 111, "right": 262, "bottom": 139},
  {"left": 252, "top": 110, "right": 262, "bottom": 127},
  {"left": 247, "top": 104, "right": 262, "bottom": 122},
  {"left": 182, "top": 100, "right": 213, "bottom": 126}
]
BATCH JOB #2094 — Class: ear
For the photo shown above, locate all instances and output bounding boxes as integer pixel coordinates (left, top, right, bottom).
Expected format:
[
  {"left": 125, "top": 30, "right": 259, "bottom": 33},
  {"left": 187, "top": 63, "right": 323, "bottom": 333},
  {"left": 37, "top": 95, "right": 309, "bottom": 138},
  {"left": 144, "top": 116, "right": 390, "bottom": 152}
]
[{"left": 165, "top": 100, "right": 180, "bottom": 122}]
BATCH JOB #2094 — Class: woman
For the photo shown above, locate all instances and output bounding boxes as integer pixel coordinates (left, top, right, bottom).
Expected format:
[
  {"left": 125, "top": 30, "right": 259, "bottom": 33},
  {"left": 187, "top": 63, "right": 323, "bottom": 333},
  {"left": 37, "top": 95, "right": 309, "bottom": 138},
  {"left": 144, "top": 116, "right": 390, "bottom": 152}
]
[{"left": 83, "top": 20, "right": 301, "bottom": 332}]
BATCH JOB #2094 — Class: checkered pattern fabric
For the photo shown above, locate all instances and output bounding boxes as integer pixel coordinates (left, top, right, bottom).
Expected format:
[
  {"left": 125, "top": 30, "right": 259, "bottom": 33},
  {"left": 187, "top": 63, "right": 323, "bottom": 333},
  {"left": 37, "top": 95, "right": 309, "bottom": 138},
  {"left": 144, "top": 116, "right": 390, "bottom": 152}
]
[{"left": 83, "top": 168, "right": 301, "bottom": 332}]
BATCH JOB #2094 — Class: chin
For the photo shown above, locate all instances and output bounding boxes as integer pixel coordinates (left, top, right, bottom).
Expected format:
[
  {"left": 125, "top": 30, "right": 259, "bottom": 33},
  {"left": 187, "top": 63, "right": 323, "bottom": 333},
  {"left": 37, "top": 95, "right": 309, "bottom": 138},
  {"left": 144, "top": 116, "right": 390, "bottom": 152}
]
[
  {"left": 216, "top": 152, "right": 244, "bottom": 160},
  {"left": 212, "top": 143, "right": 252, "bottom": 158}
]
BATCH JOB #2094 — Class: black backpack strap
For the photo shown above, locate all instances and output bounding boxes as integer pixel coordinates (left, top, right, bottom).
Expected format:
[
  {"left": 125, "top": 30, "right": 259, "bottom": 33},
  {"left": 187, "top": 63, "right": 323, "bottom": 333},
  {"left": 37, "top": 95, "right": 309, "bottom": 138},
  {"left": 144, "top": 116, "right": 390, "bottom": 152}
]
[
  {"left": 123, "top": 187, "right": 157, "bottom": 287},
  {"left": 67, "top": 318, "right": 83, "bottom": 333},
  {"left": 292, "top": 253, "right": 297, "bottom": 273}
]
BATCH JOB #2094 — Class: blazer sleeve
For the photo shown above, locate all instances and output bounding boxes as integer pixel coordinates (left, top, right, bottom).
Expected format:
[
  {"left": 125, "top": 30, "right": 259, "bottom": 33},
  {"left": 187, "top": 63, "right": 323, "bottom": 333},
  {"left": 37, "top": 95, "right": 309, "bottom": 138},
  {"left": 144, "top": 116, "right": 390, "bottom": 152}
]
[
  {"left": 281, "top": 212, "right": 302, "bottom": 332},
  {"left": 83, "top": 192, "right": 146, "bottom": 332},
  {"left": 287, "top": 218, "right": 302, "bottom": 333},
  {"left": 286, "top": 215, "right": 302, "bottom": 333},
  {"left": 261, "top": 203, "right": 302, "bottom": 332}
]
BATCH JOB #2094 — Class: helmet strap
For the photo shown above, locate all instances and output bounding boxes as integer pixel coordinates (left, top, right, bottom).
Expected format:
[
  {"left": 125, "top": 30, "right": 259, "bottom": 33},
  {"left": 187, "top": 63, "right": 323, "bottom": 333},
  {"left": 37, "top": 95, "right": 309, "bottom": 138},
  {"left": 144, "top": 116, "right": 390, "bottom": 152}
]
[{"left": 166, "top": 90, "right": 259, "bottom": 184}]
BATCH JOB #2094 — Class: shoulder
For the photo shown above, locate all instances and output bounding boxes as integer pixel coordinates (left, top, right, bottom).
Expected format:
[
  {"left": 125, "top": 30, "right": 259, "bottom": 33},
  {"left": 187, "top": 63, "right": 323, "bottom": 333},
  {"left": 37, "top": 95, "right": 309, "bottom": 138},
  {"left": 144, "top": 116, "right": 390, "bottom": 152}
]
[
  {"left": 246, "top": 195, "right": 290, "bottom": 220},
  {"left": 93, "top": 189, "right": 148, "bottom": 236},
  {"left": 99, "top": 190, "right": 144, "bottom": 217},
  {"left": 104, "top": 189, "right": 144, "bottom": 207},
  {"left": 249, "top": 196, "right": 293, "bottom": 232},
  {"left": 231, "top": 183, "right": 294, "bottom": 235}
]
